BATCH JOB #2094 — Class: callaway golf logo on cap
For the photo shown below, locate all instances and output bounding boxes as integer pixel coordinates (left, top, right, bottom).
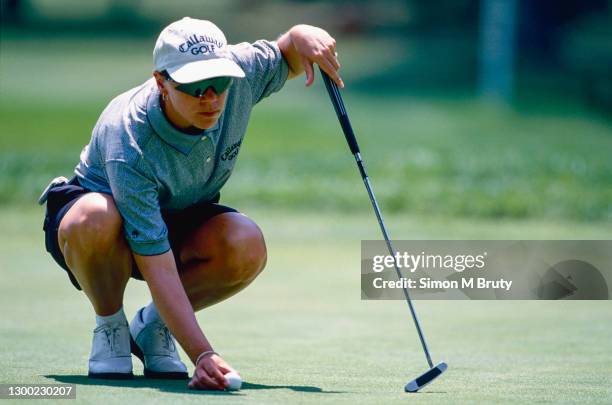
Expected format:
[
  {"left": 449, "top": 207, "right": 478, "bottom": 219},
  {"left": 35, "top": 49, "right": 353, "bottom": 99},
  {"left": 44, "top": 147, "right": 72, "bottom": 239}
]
[
  {"left": 154, "top": 17, "right": 245, "bottom": 84},
  {"left": 178, "top": 34, "right": 224, "bottom": 55}
]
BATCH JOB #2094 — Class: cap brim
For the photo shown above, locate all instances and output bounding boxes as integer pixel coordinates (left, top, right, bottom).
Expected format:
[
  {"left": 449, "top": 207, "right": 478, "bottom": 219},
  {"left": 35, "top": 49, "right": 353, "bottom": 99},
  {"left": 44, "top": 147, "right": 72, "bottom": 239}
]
[{"left": 167, "top": 58, "right": 245, "bottom": 83}]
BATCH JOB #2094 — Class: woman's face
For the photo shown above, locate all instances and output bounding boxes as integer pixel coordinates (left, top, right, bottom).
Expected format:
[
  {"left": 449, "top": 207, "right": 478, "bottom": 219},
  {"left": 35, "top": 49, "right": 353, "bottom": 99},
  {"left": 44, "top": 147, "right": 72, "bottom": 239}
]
[{"left": 154, "top": 71, "right": 229, "bottom": 133}]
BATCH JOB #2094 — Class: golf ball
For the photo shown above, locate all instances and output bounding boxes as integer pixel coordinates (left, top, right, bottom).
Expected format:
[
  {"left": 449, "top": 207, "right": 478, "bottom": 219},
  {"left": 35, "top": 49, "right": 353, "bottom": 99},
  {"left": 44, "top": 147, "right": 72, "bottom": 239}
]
[{"left": 224, "top": 371, "right": 242, "bottom": 391}]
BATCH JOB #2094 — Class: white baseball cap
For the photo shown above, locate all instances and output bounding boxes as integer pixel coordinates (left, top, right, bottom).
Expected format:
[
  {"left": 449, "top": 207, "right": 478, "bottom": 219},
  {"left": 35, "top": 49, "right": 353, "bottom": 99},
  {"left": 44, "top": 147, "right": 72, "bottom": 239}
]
[{"left": 153, "top": 17, "right": 245, "bottom": 83}]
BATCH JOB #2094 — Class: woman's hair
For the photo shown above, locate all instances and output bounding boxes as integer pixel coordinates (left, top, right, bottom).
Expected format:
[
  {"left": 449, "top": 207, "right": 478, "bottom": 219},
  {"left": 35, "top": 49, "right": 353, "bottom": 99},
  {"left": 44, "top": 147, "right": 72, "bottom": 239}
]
[{"left": 159, "top": 70, "right": 172, "bottom": 80}]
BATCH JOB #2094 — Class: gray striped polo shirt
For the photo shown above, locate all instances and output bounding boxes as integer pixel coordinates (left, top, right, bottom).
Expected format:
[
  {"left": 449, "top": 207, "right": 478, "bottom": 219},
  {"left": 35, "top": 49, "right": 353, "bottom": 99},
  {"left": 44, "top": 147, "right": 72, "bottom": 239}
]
[{"left": 74, "top": 39, "right": 289, "bottom": 255}]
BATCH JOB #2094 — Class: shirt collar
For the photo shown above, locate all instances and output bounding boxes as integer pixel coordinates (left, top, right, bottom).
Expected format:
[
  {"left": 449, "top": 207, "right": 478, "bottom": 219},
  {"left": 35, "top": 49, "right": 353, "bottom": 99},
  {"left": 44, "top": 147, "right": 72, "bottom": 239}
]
[{"left": 146, "top": 87, "right": 219, "bottom": 155}]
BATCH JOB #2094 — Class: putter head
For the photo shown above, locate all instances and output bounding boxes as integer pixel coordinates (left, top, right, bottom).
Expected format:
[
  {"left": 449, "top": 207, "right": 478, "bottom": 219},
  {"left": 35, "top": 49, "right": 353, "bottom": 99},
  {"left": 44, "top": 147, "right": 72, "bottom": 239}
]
[{"left": 404, "top": 362, "right": 448, "bottom": 393}]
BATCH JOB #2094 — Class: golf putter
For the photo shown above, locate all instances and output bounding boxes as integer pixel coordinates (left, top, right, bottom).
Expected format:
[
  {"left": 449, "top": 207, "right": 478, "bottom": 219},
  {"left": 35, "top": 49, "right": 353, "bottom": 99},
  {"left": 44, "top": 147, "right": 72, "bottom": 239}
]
[{"left": 319, "top": 69, "right": 448, "bottom": 392}]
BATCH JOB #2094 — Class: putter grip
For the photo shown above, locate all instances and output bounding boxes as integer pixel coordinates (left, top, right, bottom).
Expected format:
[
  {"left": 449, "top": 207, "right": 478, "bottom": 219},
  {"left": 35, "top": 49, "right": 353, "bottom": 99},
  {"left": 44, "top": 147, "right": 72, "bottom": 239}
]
[{"left": 320, "top": 69, "right": 360, "bottom": 155}]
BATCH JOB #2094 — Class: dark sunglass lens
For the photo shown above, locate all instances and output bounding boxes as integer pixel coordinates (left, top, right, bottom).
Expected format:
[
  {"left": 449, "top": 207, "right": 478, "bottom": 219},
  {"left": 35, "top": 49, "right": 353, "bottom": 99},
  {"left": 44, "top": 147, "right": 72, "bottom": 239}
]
[
  {"left": 220, "top": 77, "right": 232, "bottom": 91},
  {"left": 176, "top": 77, "right": 232, "bottom": 97},
  {"left": 210, "top": 77, "right": 231, "bottom": 94}
]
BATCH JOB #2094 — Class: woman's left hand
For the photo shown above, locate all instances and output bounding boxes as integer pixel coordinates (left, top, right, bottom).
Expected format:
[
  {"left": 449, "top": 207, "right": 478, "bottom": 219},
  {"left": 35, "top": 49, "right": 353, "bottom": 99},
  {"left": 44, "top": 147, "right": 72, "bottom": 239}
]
[{"left": 280, "top": 24, "right": 344, "bottom": 88}]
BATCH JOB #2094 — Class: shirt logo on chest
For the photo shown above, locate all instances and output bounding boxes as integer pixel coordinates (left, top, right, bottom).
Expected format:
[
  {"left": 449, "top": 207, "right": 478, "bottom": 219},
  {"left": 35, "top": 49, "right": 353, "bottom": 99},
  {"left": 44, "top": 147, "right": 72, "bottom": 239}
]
[{"left": 221, "top": 140, "right": 242, "bottom": 161}]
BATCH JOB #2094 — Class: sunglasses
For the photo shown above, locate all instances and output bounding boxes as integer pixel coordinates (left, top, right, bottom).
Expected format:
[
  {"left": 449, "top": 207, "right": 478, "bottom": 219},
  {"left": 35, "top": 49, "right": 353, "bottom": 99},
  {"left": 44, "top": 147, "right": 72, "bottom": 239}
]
[{"left": 171, "top": 76, "right": 233, "bottom": 97}]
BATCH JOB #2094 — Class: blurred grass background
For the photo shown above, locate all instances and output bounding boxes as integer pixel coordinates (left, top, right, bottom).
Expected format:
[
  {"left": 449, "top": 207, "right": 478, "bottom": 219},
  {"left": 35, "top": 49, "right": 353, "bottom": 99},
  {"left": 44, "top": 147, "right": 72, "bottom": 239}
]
[{"left": 1, "top": 0, "right": 611, "bottom": 223}]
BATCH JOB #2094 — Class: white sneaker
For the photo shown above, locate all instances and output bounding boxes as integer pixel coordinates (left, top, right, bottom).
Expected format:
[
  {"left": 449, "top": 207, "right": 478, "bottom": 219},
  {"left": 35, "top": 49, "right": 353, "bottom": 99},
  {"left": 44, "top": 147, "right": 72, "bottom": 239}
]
[
  {"left": 88, "top": 321, "right": 134, "bottom": 379},
  {"left": 130, "top": 307, "right": 189, "bottom": 379}
]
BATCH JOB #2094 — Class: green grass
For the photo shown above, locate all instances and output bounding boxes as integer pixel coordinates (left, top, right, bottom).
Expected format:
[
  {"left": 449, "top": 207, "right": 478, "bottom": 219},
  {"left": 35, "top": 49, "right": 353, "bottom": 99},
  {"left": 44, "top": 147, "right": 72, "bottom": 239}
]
[{"left": 1, "top": 207, "right": 611, "bottom": 404}]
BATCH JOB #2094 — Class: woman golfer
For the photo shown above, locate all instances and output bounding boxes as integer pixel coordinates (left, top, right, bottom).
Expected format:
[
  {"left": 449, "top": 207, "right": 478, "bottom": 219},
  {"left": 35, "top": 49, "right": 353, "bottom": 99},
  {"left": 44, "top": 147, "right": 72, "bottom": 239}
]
[{"left": 40, "top": 17, "right": 343, "bottom": 390}]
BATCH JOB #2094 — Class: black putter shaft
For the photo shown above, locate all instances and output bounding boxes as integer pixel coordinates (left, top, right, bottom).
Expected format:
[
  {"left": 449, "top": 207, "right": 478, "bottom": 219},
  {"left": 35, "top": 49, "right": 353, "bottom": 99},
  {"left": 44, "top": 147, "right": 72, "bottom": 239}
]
[{"left": 319, "top": 69, "right": 434, "bottom": 368}]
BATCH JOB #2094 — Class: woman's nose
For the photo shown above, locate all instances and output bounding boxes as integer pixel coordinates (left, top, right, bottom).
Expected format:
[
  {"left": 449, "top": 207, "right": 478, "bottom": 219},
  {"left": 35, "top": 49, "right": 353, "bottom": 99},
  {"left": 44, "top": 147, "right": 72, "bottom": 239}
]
[{"left": 199, "top": 87, "right": 218, "bottom": 101}]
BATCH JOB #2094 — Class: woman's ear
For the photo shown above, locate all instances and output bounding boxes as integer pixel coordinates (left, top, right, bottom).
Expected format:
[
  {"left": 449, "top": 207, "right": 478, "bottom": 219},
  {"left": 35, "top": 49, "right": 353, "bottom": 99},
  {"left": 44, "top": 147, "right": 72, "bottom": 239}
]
[{"left": 152, "top": 71, "right": 165, "bottom": 90}]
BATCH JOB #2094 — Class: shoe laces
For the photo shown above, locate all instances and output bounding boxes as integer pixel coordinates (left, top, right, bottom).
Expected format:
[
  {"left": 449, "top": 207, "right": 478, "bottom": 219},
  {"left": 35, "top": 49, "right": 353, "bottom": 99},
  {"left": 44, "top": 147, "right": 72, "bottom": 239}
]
[
  {"left": 154, "top": 322, "right": 176, "bottom": 352},
  {"left": 95, "top": 322, "right": 126, "bottom": 353}
]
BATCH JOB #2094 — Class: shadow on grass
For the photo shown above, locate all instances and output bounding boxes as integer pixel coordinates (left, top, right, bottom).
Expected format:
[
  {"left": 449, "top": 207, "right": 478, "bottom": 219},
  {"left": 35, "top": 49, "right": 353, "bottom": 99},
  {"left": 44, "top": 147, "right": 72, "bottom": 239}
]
[
  {"left": 45, "top": 375, "right": 346, "bottom": 395},
  {"left": 241, "top": 382, "right": 345, "bottom": 393}
]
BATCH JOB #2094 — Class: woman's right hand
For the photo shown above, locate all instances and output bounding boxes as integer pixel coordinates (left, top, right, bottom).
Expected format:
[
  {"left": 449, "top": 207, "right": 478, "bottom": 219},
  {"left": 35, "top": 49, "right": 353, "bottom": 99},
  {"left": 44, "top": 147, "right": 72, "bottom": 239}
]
[{"left": 188, "top": 354, "right": 237, "bottom": 390}]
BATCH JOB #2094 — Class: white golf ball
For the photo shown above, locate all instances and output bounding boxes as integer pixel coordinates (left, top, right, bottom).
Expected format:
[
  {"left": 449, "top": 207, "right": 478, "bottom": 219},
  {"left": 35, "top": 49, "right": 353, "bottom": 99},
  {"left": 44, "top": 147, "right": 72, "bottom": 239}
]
[{"left": 224, "top": 371, "right": 242, "bottom": 391}]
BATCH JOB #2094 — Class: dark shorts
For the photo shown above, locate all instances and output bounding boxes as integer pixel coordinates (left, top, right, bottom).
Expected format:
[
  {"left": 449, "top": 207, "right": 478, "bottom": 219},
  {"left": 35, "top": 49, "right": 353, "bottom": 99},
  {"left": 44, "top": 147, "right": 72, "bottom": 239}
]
[{"left": 43, "top": 177, "right": 237, "bottom": 291}]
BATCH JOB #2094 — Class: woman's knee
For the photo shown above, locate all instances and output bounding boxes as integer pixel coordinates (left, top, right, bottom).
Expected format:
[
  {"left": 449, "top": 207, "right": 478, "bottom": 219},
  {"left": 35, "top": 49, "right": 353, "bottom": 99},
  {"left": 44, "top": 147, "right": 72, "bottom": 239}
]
[
  {"left": 58, "top": 193, "right": 124, "bottom": 257},
  {"left": 216, "top": 215, "right": 267, "bottom": 282},
  {"left": 187, "top": 213, "right": 268, "bottom": 283}
]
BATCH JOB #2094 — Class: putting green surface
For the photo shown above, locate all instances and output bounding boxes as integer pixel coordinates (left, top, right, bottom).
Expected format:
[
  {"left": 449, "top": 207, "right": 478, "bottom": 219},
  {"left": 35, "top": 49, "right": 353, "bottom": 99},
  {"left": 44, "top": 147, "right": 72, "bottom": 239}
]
[{"left": 1, "top": 207, "right": 611, "bottom": 404}]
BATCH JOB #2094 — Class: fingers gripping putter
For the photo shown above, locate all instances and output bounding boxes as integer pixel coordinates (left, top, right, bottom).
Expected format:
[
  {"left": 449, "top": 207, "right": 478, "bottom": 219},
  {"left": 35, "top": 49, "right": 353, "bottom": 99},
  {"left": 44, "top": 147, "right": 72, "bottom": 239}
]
[{"left": 320, "top": 69, "right": 448, "bottom": 392}]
